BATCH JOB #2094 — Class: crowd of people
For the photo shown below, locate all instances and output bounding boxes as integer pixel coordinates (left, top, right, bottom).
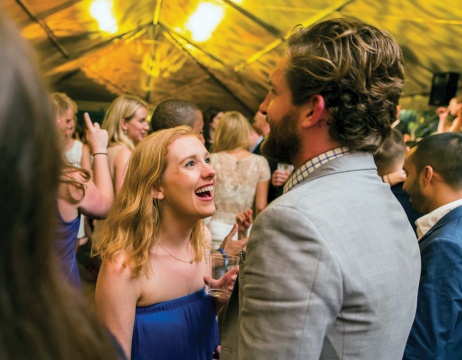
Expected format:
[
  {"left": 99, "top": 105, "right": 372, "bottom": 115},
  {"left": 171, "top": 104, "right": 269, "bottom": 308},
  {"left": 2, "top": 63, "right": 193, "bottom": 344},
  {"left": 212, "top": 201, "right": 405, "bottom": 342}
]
[{"left": 1, "top": 8, "right": 461, "bottom": 360}]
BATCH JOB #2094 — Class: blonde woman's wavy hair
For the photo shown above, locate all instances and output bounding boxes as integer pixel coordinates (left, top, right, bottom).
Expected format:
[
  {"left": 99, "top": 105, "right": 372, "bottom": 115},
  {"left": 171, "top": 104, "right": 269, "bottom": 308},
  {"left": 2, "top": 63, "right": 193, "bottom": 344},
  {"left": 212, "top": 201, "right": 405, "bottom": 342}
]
[
  {"left": 101, "top": 95, "right": 148, "bottom": 151},
  {"left": 212, "top": 111, "right": 251, "bottom": 152},
  {"left": 92, "top": 125, "right": 206, "bottom": 276},
  {"left": 50, "top": 92, "right": 77, "bottom": 119}
]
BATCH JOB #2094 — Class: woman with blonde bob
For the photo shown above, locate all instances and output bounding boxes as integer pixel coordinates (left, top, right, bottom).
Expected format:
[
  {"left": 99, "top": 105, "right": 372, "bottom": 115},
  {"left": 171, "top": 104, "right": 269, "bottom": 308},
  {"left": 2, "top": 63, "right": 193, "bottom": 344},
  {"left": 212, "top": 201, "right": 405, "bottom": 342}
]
[
  {"left": 208, "top": 111, "right": 270, "bottom": 250},
  {"left": 93, "top": 126, "right": 225, "bottom": 359},
  {"left": 101, "top": 95, "right": 149, "bottom": 193}
]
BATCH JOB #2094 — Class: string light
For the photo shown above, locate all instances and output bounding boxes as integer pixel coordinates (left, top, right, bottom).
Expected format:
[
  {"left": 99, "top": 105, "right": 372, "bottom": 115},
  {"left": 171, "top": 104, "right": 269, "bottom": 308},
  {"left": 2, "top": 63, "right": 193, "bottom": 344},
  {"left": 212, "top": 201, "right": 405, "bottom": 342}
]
[
  {"left": 185, "top": 3, "right": 224, "bottom": 42},
  {"left": 90, "top": 0, "right": 118, "bottom": 34}
]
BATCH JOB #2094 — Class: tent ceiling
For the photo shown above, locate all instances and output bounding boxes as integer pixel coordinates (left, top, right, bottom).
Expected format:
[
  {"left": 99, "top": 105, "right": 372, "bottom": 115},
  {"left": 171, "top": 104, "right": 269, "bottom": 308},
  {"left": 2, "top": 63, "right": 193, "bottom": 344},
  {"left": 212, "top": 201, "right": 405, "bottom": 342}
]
[{"left": 4, "top": 0, "right": 462, "bottom": 116}]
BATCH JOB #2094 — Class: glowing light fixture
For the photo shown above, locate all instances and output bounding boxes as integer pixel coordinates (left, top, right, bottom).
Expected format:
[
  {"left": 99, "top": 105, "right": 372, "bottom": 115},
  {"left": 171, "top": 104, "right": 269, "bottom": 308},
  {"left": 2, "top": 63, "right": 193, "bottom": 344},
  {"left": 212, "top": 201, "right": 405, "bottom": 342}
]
[
  {"left": 90, "top": 0, "right": 118, "bottom": 34},
  {"left": 185, "top": 3, "right": 224, "bottom": 42}
]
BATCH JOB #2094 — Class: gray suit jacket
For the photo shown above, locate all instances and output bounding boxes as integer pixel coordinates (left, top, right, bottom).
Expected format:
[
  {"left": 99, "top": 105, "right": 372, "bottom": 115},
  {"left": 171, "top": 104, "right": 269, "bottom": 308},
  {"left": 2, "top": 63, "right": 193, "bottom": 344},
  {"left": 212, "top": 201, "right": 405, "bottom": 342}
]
[{"left": 220, "top": 152, "right": 421, "bottom": 360}]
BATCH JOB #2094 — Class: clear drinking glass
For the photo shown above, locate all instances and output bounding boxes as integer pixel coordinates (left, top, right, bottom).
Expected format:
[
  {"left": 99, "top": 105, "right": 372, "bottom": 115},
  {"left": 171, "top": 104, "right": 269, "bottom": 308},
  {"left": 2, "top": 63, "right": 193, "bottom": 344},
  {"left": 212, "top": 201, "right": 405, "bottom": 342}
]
[
  {"left": 277, "top": 163, "right": 294, "bottom": 174},
  {"left": 208, "top": 253, "right": 240, "bottom": 298}
]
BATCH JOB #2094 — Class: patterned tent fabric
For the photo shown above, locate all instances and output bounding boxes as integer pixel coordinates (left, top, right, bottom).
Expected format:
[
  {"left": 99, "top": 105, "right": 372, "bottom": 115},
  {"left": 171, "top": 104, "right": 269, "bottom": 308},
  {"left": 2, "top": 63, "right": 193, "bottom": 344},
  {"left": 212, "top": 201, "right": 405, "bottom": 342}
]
[{"left": 3, "top": 0, "right": 461, "bottom": 116}]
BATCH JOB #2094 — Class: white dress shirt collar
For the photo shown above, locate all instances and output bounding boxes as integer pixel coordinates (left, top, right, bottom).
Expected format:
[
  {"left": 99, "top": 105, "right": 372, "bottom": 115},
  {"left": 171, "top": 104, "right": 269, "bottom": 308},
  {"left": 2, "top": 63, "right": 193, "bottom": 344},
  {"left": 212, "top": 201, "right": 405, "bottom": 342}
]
[
  {"left": 416, "top": 199, "right": 462, "bottom": 240},
  {"left": 250, "top": 135, "right": 264, "bottom": 153}
]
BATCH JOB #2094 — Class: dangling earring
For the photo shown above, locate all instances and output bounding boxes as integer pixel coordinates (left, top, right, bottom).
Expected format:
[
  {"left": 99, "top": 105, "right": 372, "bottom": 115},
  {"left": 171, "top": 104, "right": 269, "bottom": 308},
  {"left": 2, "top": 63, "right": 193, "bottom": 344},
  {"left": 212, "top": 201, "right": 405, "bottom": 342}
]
[{"left": 123, "top": 129, "right": 128, "bottom": 135}]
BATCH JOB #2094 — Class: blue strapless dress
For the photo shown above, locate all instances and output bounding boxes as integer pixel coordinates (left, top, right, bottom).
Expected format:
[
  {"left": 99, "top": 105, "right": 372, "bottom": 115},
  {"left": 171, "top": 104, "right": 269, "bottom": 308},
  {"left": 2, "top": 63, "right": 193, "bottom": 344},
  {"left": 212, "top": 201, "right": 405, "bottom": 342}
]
[{"left": 132, "top": 287, "right": 219, "bottom": 360}]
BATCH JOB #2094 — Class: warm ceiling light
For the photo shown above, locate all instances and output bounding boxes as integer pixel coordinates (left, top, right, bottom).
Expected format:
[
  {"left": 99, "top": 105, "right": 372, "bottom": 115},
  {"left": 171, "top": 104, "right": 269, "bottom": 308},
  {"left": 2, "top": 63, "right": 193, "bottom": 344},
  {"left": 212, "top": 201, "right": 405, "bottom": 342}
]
[
  {"left": 185, "top": 3, "right": 224, "bottom": 42},
  {"left": 90, "top": 0, "right": 118, "bottom": 34}
]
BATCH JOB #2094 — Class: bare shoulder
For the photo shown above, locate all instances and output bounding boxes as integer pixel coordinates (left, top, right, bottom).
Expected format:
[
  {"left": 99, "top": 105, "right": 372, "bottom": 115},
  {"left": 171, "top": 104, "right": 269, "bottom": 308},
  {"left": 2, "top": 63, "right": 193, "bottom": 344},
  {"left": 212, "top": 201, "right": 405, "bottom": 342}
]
[
  {"left": 114, "top": 145, "right": 132, "bottom": 162},
  {"left": 99, "top": 251, "right": 136, "bottom": 282},
  {"left": 96, "top": 252, "right": 143, "bottom": 307}
]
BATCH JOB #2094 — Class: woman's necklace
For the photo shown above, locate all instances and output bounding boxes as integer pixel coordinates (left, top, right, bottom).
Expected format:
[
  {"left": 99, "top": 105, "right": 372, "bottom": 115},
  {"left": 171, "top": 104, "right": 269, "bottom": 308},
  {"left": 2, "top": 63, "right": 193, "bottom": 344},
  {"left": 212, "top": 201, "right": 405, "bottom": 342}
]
[{"left": 158, "top": 242, "right": 193, "bottom": 264}]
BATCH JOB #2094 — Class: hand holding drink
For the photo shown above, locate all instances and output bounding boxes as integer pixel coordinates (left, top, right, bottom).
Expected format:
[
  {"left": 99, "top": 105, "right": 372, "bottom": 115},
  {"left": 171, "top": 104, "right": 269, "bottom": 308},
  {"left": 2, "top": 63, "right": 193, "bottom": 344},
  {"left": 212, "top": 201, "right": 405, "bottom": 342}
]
[{"left": 205, "top": 253, "right": 239, "bottom": 298}]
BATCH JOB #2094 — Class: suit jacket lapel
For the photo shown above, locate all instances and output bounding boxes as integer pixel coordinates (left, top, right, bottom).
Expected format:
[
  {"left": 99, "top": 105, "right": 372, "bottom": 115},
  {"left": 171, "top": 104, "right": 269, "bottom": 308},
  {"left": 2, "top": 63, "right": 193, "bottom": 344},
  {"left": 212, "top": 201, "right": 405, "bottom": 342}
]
[{"left": 419, "top": 206, "right": 462, "bottom": 244}]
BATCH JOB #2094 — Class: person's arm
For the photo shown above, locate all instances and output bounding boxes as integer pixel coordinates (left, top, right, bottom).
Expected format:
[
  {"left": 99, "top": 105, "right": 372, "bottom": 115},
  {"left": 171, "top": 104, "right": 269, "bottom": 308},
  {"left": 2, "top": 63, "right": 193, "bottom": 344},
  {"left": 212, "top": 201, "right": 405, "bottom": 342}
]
[
  {"left": 96, "top": 257, "right": 140, "bottom": 360},
  {"left": 238, "top": 205, "right": 341, "bottom": 359},
  {"left": 436, "top": 107, "right": 449, "bottom": 133},
  {"left": 254, "top": 180, "right": 269, "bottom": 216},
  {"left": 404, "top": 237, "right": 462, "bottom": 359},
  {"left": 113, "top": 146, "right": 132, "bottom": 194},
  {"left": 80, "top": 143, "right": 92, "bottom": 173},
  {"left": 79, "top": 113, "right": 113, "bottom": 217}
]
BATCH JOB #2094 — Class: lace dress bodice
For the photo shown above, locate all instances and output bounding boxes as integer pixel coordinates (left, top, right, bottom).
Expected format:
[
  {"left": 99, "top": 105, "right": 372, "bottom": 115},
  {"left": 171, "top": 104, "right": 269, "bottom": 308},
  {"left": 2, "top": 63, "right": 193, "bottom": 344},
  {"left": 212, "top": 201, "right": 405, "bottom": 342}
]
[{"left": 210, "top": 152, "right": 270, "bottom": 224}]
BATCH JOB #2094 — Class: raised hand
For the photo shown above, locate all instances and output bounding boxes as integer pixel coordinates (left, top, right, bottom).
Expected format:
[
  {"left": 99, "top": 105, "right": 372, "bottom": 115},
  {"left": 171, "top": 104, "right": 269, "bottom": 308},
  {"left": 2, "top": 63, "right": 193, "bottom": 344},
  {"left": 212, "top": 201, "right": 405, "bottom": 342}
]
[
  {"left": 83, "top": 112, "right": 109, "bottom": 155},
  {"left": 236, "top": 209, "right": 253, "bottom": 239},
  {"left": 219, "top": 223, "right": 248, "bottom": 257}
]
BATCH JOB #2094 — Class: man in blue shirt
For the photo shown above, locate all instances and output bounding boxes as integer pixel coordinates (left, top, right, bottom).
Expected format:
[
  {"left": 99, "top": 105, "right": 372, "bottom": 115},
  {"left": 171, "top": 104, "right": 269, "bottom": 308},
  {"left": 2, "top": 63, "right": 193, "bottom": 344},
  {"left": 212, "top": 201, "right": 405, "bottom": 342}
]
[{"left": 403, "top": 132, "right": 462, "bottom": 359}]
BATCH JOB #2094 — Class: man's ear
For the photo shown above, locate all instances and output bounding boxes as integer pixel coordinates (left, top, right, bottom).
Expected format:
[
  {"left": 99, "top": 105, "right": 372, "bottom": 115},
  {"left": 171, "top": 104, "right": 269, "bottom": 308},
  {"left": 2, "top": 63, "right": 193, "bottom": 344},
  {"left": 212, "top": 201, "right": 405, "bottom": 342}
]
[
  {"left": 120, "top": 118, "right": 128, "bottom": 131},
  {"left": 152, "top": 187, "right": 164, "bottom": 200},
  {"left": 420, "top": 166, "right": 434, "bottom": 187},
  {"left": 300, "top": 94, "right": 326, "bottom": 128}
]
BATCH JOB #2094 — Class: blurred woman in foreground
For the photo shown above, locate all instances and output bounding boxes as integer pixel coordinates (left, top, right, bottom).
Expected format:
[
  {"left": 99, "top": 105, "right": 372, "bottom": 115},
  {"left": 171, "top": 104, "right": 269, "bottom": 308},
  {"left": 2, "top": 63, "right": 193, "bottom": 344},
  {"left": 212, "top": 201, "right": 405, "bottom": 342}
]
[{"left": 0, "top": 10, "right": 120, "bottom": 359}]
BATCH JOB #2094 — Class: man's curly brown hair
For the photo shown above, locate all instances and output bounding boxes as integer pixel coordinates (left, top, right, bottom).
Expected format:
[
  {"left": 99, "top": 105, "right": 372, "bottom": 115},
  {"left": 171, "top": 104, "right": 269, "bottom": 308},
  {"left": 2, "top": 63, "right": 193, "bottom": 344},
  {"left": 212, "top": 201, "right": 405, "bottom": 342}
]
[{"left": 285, "top": 17, "right": 405, "bottom": 152}]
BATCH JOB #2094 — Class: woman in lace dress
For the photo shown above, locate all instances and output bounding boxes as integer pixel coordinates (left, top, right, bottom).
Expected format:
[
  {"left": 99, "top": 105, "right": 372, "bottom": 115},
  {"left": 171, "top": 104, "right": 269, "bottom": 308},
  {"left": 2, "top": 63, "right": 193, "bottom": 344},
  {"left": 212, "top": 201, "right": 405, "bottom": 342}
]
[
  {"left": 208, "top": 111, "right": 270, "bottom": 250},
  {"left": 101, "top": 95, "right": 150, "bottom": 194}
]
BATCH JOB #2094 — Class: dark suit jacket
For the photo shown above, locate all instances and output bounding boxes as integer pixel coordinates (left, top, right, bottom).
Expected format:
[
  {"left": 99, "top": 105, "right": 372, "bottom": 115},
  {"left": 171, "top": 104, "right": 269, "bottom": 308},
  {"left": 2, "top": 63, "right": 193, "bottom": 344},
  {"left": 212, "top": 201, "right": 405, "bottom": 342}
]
[
  {"left": 391, "top": 182, "right": 423, "bottom": 234},
  {"left": 252, "top": 138, "right": 282, "bottom": 203},
  {"left": 404, "top": 206, "right": 462, "bottom": 360}
]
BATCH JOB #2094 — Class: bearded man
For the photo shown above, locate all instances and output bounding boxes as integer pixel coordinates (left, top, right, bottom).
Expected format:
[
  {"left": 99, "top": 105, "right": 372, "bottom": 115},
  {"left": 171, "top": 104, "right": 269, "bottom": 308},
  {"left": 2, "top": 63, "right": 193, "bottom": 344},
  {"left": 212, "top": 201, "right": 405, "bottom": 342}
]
[{"left": 219, "top": 17, "right": 421, "bottom": 360}]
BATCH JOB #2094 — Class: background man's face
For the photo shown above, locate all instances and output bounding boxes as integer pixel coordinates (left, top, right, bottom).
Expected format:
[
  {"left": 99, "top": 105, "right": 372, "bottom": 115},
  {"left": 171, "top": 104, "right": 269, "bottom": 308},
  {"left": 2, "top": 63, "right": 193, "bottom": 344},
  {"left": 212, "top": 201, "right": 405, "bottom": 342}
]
[
  {"left": 193, "top": 110, "right": 205, "bottom": 144},
  {"left": 403, "top": 151, "right": 427, "bottom": 213}
]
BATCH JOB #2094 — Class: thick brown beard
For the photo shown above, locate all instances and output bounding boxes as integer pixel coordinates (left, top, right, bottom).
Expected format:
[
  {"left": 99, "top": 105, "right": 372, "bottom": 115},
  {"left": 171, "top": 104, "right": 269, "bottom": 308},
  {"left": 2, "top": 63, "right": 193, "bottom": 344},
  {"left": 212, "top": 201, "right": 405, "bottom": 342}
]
[{"left": 261, "top": 113, "right": 301, "bottom": 164}]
